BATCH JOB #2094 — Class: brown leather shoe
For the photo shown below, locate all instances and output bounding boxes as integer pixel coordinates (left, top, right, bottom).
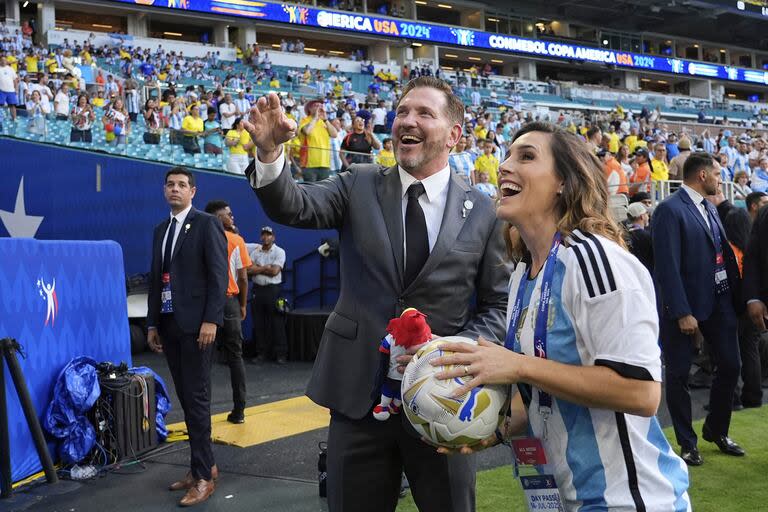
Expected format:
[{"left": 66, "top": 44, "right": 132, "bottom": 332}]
[
  {"left": 169, "top": 465, "right": 219, "bottom": 491},
  {"left": 179, "top": 479, "right": 215, "bottom": 507}
]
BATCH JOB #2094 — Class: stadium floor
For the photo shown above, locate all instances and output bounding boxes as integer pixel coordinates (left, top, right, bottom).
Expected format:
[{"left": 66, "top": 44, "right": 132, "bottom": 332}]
[{"left": 8, "top": 351, "right": 763, "bottom": 512}]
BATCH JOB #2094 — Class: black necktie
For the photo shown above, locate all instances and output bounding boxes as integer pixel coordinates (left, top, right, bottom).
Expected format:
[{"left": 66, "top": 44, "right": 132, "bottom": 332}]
[
  {"left": 163, "top": 218, "right": 177, "bottom": 273},
  {"left": 405, "top": 183, "right": 429, "bottom": 286}
]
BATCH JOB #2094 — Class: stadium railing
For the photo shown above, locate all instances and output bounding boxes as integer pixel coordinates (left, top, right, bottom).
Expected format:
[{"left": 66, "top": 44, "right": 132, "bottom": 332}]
[{"left": 0, "top": 110, "right": 383, "bottom": 175}]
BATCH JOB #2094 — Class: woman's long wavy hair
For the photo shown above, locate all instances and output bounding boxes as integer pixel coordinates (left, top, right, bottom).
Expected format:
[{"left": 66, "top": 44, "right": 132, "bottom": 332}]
[{"left": 504, "top": 122, "right": 626, "bottom": 261}]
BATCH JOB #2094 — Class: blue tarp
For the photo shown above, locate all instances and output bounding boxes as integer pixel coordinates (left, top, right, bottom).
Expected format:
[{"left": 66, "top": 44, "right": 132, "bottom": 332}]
[
  {"left": 43, "top": 357, "right": 100, "bottom": 463},
  {"left": 44, "top": 358, "right": 171, "bottom": 464}
]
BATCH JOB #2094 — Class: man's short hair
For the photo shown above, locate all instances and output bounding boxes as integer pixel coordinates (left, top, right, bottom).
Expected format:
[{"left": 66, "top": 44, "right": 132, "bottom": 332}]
[
  {"left": 165, "top": 166, "right": 195, "bottom": 187},
  {"left": 586, "top": 126, "right": 601, "bottom": 140},
  {"left": 746, "top": 191, "right": 767, "bottom": 212},
  {"left": 397, "top": 76, "right": 464, "bottom": 127},
  {"left": 204, "top": 200, "right": 229, "bottom": 214},
  {"left": 682, "top": 152, "right": 716, "bottom": 180}
]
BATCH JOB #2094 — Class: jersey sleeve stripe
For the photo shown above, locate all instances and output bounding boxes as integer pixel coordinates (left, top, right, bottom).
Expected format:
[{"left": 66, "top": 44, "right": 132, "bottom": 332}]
[
  {"left": 595, "top": 359, "right": 654, "bottom": 381},
  {"left": 577, "top": 238, "right": 607, "bottom": 295},
  {"left": 570, "top": 244, "right": 597, "bottom": 298},
  {"left": 582, "top": 232, "right": 617, "bottom": 291},
  {"left": 615, "top": 412, "right": 647, "bottom": 512},
  {"left": 570, "top": 231, "right": 618, "bottom": 297}
]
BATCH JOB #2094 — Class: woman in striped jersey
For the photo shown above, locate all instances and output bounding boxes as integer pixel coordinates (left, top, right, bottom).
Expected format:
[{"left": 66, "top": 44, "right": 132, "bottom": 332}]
[{"left": 432, "top": 122, "right": 691, "bottom": 511}]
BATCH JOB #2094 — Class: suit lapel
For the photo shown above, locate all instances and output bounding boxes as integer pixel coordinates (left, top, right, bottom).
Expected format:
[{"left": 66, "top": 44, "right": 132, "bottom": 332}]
[
  {"left": 678, "top": 190, "right": 714, "bottom": 246},
  {"left": 171, "top": 208, "right": 196, "bottom": 263},
  {"left": 404, "top": 172, "right": 470, "bottom": 293},
  {"left": 376, "top": 167, "right": 405, "bottom": 287}
]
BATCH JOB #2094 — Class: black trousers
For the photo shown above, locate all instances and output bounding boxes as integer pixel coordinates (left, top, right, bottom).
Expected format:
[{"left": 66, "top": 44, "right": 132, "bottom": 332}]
[
  {"left": 159, "top": 314, "right": 215, "bottom": 480},
  {"left": 327, "top": 412, "right": 475, "bottom": 512},
  {"left": 251, "top": 284, "right": 287, "bottom": 359},
  {"left": 661, "top": 294, "right": 741, "bottom": 451},
  {"left": 218, "top": 295, "right": 247, "bottom": 410},
  {"left": 737, "top": 314, "right": 763, "bottom": 405}
]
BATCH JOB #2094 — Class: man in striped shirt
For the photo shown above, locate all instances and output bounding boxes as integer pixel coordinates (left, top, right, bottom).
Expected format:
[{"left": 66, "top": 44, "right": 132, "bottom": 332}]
[
  {"left": 448, "top": 135, "right": 475, "bottom": 187},
  {"left": 732, "top": 139, "right": 752, "bottom": 178},
  {"left": 329, "top": 118, "right": 345, "bottom": 174},
  {"left": 234, "top": 90, "right": 251, "bottom": 119}
]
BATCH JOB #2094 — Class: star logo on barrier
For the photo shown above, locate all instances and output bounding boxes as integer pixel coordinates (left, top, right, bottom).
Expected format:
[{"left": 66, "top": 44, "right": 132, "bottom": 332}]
[{"left": 0, "top": 177, "right": 44, "bottom": 238}]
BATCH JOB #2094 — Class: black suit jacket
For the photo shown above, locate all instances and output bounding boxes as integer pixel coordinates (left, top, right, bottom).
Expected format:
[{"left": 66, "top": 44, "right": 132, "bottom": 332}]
[
  {"left": 626, "top": 225, "right": 654, "bottom": 275},
  {"left": 744, "top": 205, "right": 768, "bottom": 304},
  {"left": 147, "top": 207, "right": 228, "bottom": 334}
]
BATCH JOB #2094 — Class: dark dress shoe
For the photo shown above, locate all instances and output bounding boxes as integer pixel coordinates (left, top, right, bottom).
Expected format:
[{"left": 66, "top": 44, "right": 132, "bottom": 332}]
[
  {"left": 702, "top": 424, "right": 746, "bottom": 456},
  {"left": 227, "top": 410, "right": 245, "bottom": 424},
  {"left": 169, "top": 465, "right": 219, "bottom": 491},
  {"left": 741, "top": 401, "right": 762, "bottom": 409},
  {"left": 276, "top": 356, "right": 287, "bottom": 365},
  {"left": 179, "top": 479, "right": 215, "bottom": 507},
  {"left": 680, "top": 449, "right": 703, "bottom": 466}
]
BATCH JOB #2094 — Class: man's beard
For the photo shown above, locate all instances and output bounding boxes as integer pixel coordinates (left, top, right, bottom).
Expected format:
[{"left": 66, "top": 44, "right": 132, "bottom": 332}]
[{"left": 395, "top": 139, "right": 442, "bottom": 172}]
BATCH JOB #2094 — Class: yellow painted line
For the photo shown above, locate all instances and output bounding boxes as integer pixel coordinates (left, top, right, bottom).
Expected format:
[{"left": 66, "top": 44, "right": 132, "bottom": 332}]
[{"left": 166, "top": 396, "right": 330, "bottom": 448}]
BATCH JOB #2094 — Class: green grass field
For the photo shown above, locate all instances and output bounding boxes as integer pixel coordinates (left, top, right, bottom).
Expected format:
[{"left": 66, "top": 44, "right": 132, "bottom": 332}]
[{"left": 397, "top": 405, "right": 768, "bottom": 511}]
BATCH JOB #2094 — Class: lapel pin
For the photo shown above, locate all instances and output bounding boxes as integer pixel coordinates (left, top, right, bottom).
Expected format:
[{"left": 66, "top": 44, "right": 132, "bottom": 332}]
[
  {"left": 462, "top": 199, "right": 474, "bottom": 218},
  {"left": 185, "top": 223, "right": 191, "bottom": 233}
]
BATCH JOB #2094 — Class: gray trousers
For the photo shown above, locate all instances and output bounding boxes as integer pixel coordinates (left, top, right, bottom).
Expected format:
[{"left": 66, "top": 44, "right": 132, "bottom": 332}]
[{"left": 326, "top": 411, "right": 476, "bottom": 512}]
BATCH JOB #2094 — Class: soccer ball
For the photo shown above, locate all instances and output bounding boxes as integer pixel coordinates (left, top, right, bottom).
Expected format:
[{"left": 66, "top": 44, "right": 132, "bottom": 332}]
[{"left": 401, "top": 336, "right": 508, "bottom": 448}]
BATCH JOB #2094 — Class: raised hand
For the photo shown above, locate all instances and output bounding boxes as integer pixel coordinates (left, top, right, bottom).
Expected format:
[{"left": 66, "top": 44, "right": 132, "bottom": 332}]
[{"left": 242, "top": 92, "right": 297, "bottom": 162}]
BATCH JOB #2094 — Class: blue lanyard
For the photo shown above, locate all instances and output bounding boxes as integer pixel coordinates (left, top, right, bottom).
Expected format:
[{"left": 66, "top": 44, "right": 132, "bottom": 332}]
[{"left": 504, "top": 232, "right": 561, "bottom": 412}]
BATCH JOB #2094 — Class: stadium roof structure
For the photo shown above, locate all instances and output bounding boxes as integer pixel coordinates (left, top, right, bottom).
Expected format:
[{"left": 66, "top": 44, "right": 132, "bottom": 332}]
[{"left": 482, "top": 0, "right": 768, "bottom": 50}]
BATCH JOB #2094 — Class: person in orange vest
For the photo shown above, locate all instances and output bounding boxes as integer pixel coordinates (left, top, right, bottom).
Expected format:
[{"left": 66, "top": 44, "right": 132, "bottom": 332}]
[
  {"left": 629, "top": 147, "right": 652, "bottom": 195},
  {"left": 598, "top": 148, "right": 628, "bottom": 196}
]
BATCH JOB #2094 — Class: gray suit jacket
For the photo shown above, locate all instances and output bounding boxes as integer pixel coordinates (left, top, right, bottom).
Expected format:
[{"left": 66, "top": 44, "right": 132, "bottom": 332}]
[{"left": 246, "top": 160, "right": 509, "bottom": 419}]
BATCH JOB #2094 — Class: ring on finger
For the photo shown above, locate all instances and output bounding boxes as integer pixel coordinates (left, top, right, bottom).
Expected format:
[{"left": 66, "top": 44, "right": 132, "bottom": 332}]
[{"left": 463, "top": 365, "right": 471, "bottom": 376}]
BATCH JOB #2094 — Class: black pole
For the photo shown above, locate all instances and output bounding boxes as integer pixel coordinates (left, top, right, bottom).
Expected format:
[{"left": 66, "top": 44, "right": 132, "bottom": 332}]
[
  {"left": 1, "top": 339, "right": 58, "bottom": 485},
  {"left": 0, "top": 347, "right": 11, "bottom": 499}
]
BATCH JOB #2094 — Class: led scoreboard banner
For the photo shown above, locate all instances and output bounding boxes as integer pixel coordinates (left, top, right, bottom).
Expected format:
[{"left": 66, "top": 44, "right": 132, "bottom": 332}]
[
  {"left": 698, "top": 0, "right": 768, "bottom": 18},
  {"left": 112, "top": 0, "right": 768, "bottom": 86}
]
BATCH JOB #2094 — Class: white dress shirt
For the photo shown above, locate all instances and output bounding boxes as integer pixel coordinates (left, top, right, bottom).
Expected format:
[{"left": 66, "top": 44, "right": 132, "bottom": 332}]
[
  {"left": 680, "top": 184, "right": 710, "bottom": 229},
  {"left": 398, "top": 165, "right": 450, "bottom": 255},
  {"left": 249, "top": 150, "right": 451, "bottom": 257},
  {"left": 161, "top": 204, "right": 192, "bottom": 262}
]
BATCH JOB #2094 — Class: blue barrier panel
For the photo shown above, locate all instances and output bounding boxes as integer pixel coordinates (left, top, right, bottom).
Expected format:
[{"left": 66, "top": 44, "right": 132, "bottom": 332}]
[
  {"left": 0, "top": 238, "right": 132, "bottom": 482},
  {"left": 0, "top": 138, "right": 335, "bottom": 282}
]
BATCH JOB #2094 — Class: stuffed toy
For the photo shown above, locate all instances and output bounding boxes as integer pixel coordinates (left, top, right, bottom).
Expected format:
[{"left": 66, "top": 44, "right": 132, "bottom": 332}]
[{"left": 373, "top": 308, "right": 432, "bottom": 421}]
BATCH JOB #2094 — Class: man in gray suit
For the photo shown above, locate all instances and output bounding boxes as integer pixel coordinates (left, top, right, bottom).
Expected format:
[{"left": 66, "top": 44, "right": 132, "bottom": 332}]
[{"left": 243, "top": 77, "right": 508, "bottom": 512}]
